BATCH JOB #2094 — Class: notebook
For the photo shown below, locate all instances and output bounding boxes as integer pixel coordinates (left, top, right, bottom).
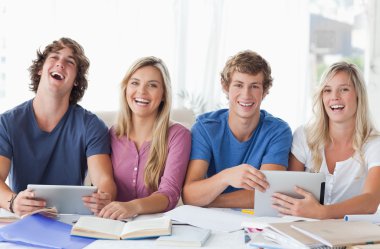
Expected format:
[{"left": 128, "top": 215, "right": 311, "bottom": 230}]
[
  {"left": 254, "top": 171, "right": 325, "bottom": 217},
  {"left": 264, "top": 222, "right": 325, "bottom": 248},
  {"left": 0, "top": 214, "right": 94, "bottom": 248},
  {"left": 291, "top": 220, "right": 380, "bottom": 247},
  {"left": 156, "top": 225, "right": 211, "bottom": 247}
]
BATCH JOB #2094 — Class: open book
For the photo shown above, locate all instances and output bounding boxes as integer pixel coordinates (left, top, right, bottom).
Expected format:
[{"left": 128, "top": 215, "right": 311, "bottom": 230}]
[
  {"left": 71, "top": 216, "right": 171, "bottom": 240},
  {"left": 291, "top": 220, "right": 380, "bottom": 248},
  {"left": 156, "top": 225, "right": 211, "bottom": 247},
  {"left": 0, "top": 207, "right": 58, "bottom": 223}
]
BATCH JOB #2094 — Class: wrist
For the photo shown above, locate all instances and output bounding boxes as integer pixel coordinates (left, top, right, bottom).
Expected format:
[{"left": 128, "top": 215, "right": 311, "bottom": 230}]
[{"left": 8, "top": 193, "right": 18, "bottom": 213}]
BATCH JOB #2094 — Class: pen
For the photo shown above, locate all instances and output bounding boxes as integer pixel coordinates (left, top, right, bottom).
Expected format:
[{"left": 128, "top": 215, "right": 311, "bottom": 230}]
[{"left": 241, "top": 209, "right": 254, "bottom": 215}]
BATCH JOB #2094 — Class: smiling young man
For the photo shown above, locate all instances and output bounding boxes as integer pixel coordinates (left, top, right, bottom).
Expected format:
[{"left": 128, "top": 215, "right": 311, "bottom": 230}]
[
  {"left": 182, "top": 50, "right": 292, "bottom": 208},
  {"left": 0, "top": 38, "right": 116, "bottom": 216}
]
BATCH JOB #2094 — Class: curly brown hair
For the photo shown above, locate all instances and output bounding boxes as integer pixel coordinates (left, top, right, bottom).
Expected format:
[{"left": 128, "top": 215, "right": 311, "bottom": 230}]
[
  {"left": 220, "top": 50, "right": 273, "bottom": 94},
  {"left": 28, "top": 37, "right": 90, "bottom": 105}
]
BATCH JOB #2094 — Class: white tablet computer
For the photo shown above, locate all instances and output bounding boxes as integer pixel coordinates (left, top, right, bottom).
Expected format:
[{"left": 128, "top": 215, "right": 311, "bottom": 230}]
[
  {"left": 254, "top": 171, "right": 325, "bottom": 217},
  {"left": 27, "top": 184, "right": 97, "bottom": 215}
]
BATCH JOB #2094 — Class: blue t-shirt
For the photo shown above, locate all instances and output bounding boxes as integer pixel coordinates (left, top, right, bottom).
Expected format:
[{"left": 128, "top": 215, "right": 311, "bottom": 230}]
[
  {"left": 0, "top": 99, "right": 110, "bottom": 193},
  {"left": 190, "top": 109, "right": 292, "bottom": 193}
]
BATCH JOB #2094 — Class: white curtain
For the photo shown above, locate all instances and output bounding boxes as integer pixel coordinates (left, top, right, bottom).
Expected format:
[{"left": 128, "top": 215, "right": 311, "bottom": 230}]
[{"left": 2, "top": 0, "right": 310, "bottom": 130}]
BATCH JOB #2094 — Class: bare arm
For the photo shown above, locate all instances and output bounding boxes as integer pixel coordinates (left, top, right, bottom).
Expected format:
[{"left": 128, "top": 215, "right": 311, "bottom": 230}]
[
  {"left": 83, "top": 154, "right": 117, "bottom": 214},
  {"left": 182, "top": 160, "right": 282, "bottom": 208},
  {"left": 0, "top": 156, "right": 45, "bottom": 216},
  {"left": 207, "top": 164, "right": 286, "bottom": 208},
  {"left": 320, "top": 166, "right": 380, "bottom": 218},
  {"left": 273, "top": 164, "right": 380, "bottom": 219},
  {"left": 288, "top": 153, "right": 305, "bottom": 171},
  {"left": 99, "top": 193, "right": 169, "bottom": 220},
  {"left": 0, "top": 156, "right": 14, "bottom": 210}
]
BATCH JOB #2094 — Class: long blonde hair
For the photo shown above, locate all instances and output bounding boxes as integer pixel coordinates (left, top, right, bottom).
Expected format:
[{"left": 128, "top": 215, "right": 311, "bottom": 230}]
[
  {"left": 115, "top": 56, "right": 172, "bottom": 191},
  {"left": 306, "top": 62, "right": 377, "bottom": 172}
]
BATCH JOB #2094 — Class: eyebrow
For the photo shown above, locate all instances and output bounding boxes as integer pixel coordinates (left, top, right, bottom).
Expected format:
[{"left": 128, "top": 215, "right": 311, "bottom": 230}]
[
  {"left": 233, "top": 80, "right": 262, "bottom": 85},
  {"left": 50, "top": 51, "right": 76, "bottom": 62},
  {"left": 324, "top": 83, "right": 352, "bottom": 88}
]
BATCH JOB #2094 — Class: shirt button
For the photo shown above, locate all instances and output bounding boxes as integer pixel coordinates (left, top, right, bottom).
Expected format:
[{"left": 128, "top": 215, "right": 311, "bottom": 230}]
[
  {"left": 133, "top": 179, "right": 136, "bottom": 183},
  {"left": 134, "top": 167, "right": 137, "bottom": 171}
]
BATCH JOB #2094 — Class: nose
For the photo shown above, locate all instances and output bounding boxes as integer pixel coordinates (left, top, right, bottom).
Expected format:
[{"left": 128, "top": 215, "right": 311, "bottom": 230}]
[
  {"left": 137, "top": 84, "right": 147, "bottom": 94},
  {"left": 331, "top": 89, "right": 341, "bottom": 100},
  {"left": 55, "top": 59, "right": 64, "bottom": 69},
  {"left": 241, "top": 85, "right": 251, "bottom": 97}
]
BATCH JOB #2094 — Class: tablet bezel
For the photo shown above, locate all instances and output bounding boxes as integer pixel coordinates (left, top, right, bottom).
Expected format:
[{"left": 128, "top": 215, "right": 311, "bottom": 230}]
[
  {"left": 254, "top": 171, "right": 325, "bottom": 217},
  {"left": 27, "top": 184, "right": 97, "bottom": 215}
]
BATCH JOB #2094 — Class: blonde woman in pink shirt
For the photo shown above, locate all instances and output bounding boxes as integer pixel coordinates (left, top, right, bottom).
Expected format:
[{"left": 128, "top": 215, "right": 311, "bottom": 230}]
[{"left": 99, "top": 57, "right": 191, "bottom": 220}]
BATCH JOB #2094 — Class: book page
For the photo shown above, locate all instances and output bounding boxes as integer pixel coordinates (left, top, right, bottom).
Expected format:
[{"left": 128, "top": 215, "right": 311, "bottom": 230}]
[
  {"left": 0, "top": 208, "right": 19, "bottom": 223},
  {"left": 75, "top": 216, "right": 125, "bottom": 237},
  {"left": 165, "top": 205, "right": 249, "bottom": 232},
  {"left": 121, "top": 217, "right": 170, "bottom": 235}
]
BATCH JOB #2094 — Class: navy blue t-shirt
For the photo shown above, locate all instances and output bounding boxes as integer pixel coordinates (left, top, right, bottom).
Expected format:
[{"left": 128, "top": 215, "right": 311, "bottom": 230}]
[
  {"left": 190, "top": 109, "right": 292, "bottom": 193},
  {"left": 0, "top": 99, "right": 110, "bottom": 193}
]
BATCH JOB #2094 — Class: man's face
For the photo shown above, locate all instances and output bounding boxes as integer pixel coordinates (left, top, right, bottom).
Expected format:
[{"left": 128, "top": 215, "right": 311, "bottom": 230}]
[
  {"left": 38, "top": 46, "right": 77, "bottom": 98},
  {"left": 226, "top": 71, "right": 266, "bottom": 121}
]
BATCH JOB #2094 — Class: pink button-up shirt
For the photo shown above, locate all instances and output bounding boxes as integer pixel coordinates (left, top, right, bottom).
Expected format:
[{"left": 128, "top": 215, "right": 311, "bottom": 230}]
[{"left": 110, "top": 123, "right": 191, "bottom": 211}]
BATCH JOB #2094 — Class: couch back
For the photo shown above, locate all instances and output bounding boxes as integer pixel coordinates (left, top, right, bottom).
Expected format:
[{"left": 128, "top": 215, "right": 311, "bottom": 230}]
[{"left": 95, "top": 108, "right": 195, "bottom": 129}]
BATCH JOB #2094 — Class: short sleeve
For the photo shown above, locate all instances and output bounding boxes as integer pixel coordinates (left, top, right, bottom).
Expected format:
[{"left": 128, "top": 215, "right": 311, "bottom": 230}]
[
  {"left": 291, "top": 126, "right": 308, "bottom": 164},
  {"left": 190, "top": 121, "right": 212, "bottom": 163},
  {"left": 0, "top": 115, "right": 12, "bottom": 158},
  {"left": 261, "top": 122, "right": 292, "bottom": 168},
  {"left": 364, "top": 136, "right": 380, "bottom": 170},
  {"left": 85, "top": 115, "right": 110, "bottom": 157}
]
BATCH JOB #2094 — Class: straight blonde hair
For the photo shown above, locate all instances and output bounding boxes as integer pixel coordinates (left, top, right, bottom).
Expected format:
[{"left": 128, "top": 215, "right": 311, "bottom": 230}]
[
  {"left": 306, "top": 62, "right": 377, "bottom": 172},
  {"left": 114, "top": 56, "right": 172, "bottom": 191}
]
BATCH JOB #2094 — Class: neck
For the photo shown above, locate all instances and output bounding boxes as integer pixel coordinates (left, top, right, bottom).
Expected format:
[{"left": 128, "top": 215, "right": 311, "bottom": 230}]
[
  {"left": 328, "top": 120, "right": 355, "bottom": 147},
  {"left": 32, "top": 95, "right": 70, "bottom": 132},
  {"left": 228, "top": 112, "right": 260, "bottom": 142},
  {"left": 130, "top": 114, "right": 156, "bottom": 148}
]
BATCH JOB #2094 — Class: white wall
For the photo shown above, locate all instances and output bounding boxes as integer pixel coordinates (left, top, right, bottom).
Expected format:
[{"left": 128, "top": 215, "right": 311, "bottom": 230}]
[{"left": 367, "top": 0, "right": 380, "bottom": 129}]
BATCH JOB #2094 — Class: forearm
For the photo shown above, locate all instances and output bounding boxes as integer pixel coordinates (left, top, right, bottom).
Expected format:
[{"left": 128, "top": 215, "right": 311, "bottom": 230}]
[
  {"left": 96, "top": 177, "right": 117, "bottom": 201},
  {"left": 321, "top": 193, "right": 380, "bottom": 219},
  {"left": 207, "top": 189, "right": 254, "bottom": 208},
  {"left": 131, "top": 193, "right": 169, "bottom": 215},
  {"left": 0, "top": 181, "right": 14, "bottom": 210},
  {"left": 183, "top": 172, "right": 229, "bottom": 207}
]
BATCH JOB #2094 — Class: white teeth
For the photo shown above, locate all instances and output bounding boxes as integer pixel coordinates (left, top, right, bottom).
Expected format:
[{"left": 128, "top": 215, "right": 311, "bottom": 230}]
[
  {"left": 330, "top": 105, "right": 344, "bottom": 110},
  {"left": 134, "top": 98, "right": 150, "bottom": 104},
  {"left": 239, "top": 102, "right": 253, "bottom": 107},
  {"left": 50, "top": 72, "right": 64, "bottom": 80}
]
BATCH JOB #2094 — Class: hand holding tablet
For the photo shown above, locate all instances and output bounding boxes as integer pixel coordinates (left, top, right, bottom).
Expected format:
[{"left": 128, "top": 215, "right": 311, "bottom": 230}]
[{"left": 27, "top": 184, "right": 98, "bottom": 215}]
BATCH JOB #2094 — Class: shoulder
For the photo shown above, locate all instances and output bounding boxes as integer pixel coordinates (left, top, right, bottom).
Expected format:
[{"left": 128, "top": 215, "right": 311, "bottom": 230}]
[
  {"left": 168, "top": 123, "right": 191, "bottom": 140},
  {"left": 0, "top": 100, "right": 31, "bottom": 124},
  {"left": 364, "top": 135, "right": 380, "bottom": 150},
  {"left": 193, "top": 109, "right": 228, "bottom": 130},
  {"left": 260, "top": 110, "right": 291, "bottom": 134},
  {"left": 70, "top": 105, "right": 107, "bottom": 129}
]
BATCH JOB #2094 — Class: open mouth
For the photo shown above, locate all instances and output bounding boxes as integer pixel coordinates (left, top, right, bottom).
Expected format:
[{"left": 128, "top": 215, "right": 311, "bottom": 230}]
[
  {"left": 330, "top": 104, "right": 345, "bottom": 111},
  {"left": 134, "top": 97, "right": 150, "bottom": 105},
  {"left": 50, "top": 72, "right": 64, "bottom": 80}
]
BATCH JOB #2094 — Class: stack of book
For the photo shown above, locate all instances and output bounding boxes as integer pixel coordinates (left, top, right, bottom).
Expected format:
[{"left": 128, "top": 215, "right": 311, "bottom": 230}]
[{"left": 247, "top": 219, "right": 380, "bottom": 249}]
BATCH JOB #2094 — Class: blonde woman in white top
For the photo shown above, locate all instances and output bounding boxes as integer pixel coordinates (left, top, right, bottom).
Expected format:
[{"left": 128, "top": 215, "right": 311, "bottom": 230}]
[{"left": 272, "top": 62, "right": 380, "bottom": 219}]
